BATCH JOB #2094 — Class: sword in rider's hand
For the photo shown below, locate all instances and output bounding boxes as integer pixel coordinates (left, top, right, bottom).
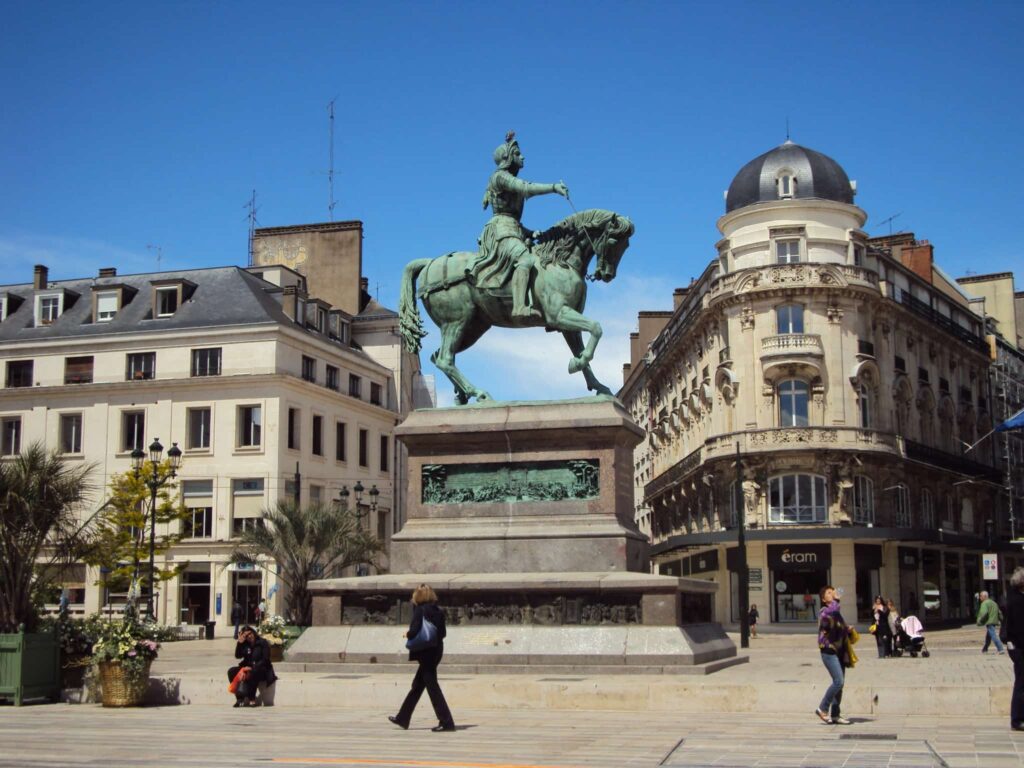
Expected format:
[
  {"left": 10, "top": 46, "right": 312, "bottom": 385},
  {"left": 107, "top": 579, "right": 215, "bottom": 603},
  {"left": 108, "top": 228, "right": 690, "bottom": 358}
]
[{"left": 560, "top": 181, "right": 603, "bottom": 281}]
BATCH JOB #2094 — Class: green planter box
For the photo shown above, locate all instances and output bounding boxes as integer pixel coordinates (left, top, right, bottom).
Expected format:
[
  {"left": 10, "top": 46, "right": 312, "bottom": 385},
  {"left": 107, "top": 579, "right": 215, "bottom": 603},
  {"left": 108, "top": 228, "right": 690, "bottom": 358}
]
[{"left": 0, "top": 629, "right": 60, "bottom": 705}]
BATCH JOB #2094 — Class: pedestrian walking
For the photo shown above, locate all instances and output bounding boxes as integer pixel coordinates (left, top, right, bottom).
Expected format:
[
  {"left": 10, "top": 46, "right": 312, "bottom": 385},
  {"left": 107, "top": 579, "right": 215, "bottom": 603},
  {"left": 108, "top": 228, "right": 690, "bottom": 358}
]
[
  {"left": 231, "top": 601, "right": 244, "bottom": 640},
  {"left": 978, "top": 590, "right": 1005, "bottom": 654},
  {"left": 886, "top": 599, "right": 901, "bottom": 657},
  {"left": 1001, "top": 567, "right": 1024, "bottom": 731},
  {"left": 748, "top": 604, "right": 759, "bottom": 638},
  {"left": 815, "top": 585, "right": 854, "bottom": 725},
  {"left": 388, "top": 584, "right": 456, "bottom": 732},
  {"left": 871, "top": 596, "right": 891, "bottom": 658}
]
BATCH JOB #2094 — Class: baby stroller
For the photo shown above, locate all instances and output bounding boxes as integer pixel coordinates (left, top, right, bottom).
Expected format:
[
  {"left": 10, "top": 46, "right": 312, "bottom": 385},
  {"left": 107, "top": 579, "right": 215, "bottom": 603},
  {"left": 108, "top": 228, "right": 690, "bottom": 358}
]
[{"left": 893, "top": 615, "right": 930, "bottom": 658}]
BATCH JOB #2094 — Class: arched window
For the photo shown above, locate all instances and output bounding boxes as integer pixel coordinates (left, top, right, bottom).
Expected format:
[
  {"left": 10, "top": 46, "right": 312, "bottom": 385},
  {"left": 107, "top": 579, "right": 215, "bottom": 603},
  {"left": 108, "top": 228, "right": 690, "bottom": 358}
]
[
  {"left": 893, "top": 484, "right": 911, "bottom": 527},
  {"left": 776, "top": 304, "right": 804, "bottom": 334},
  {"left": 859, "top": 383, "right": 873, "bottom": 429},
  {"left": 769, "top": 474, "right": 827, "bottom": 524},
  {"left": 778, "top": 379, "right": 809, "bottom": 427},
  {"left": 852, "top": 476, "right": 874, "bottom": 524},
  {"left": 920, "top": 489, "right": 934, "bottom": 529}
]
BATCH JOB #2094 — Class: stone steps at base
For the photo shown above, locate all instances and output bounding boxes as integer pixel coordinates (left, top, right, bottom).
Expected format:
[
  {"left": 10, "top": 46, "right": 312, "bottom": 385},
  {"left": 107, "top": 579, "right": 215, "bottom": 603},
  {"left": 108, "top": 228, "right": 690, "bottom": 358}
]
[
  {"left": 63, "top": 668, "right": 1009, "bottom": 717},
  {"left": 274, "top": 655, "right": 747, "bottom": 676}
]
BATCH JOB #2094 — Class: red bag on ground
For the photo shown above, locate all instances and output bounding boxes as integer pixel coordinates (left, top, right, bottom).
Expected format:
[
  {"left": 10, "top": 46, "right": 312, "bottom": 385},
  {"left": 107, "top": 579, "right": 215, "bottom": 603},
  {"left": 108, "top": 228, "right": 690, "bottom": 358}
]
[{"left": 228, "top": 667, "right": 249, "bottom": 694}]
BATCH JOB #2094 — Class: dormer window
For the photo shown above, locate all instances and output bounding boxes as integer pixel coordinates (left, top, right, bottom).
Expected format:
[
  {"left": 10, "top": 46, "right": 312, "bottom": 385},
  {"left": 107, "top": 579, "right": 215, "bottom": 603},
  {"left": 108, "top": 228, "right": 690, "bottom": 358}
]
[
  {"left": 37, "top": 294, "right": 62, "bottom": 325},
  {"left": 156, "top": 287, "right": 178, "bottom": 316},
  {"left": 150, "top": 279, "right": 194, "bottom": 319},
  {"left": 95, "top": 291, "right": 118, "bottom": 322},
  {"left": 776, "top": 170, "right": 797, "bottom": 199},
  {"left": 0, "top": 296, "right": 5, "bottom": 322}
]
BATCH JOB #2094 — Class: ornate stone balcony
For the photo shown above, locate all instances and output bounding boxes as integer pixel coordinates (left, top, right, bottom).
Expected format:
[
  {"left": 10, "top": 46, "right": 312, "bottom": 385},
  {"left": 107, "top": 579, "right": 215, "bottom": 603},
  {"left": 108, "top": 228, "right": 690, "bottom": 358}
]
[
  {"left": 761, "top": 333, "right": 824, "bottom": 357},
  {"left": 761, "top": 333, "right": 824, "bottom": 378},
  {"left": 704, "top": 427, "right": 901, "bottom": 460},
  {"left": 708, "top": 262, "right": 879, "bottom": 307}
]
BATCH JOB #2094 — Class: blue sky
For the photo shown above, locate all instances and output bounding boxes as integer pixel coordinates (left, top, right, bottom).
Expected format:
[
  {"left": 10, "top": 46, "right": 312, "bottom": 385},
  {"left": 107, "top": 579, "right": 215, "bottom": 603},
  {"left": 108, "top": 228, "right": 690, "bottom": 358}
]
[{"left": 3, "top": 2, "right": 1022, "bottom": 404}]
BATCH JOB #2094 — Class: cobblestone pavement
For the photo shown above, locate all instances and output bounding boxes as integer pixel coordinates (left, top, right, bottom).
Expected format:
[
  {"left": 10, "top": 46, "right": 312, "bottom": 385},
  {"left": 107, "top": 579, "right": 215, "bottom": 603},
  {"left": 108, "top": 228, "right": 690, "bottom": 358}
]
[{"left": 0, "top": 705, "right": 1021, "bottom": 768}]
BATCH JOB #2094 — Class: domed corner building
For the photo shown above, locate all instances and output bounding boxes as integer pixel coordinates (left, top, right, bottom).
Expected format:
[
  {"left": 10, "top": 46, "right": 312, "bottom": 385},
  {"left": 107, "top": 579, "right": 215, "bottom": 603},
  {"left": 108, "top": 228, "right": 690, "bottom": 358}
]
[{"left": 619, "top": 140, "right": 1009, "bottom": 628}]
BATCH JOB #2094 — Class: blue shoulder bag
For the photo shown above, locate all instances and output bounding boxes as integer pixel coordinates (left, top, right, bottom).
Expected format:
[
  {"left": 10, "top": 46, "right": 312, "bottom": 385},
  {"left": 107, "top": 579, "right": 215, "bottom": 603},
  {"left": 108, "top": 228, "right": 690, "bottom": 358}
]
[{"left": 405, "top": 615, "right": 439, "bottom": 652}]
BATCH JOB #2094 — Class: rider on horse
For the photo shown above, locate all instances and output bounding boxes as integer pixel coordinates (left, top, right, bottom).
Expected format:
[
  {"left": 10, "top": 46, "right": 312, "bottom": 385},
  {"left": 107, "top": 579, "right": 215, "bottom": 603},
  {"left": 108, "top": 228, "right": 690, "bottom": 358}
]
[{"left": 467, "top": 131, "right": 569, "bottom": 319}]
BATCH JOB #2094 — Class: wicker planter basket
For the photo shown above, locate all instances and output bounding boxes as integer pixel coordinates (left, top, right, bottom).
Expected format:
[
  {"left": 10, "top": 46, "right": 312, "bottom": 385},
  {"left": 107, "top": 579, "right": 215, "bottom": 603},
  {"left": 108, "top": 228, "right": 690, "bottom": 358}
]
[{"left": 98, "top": 660, "right": 151, "bottom": 707}]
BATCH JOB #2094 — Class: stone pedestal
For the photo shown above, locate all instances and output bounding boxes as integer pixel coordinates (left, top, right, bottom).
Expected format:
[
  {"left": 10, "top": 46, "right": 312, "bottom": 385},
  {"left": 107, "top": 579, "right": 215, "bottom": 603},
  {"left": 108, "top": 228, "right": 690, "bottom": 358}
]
[
  {"left": 391, "top": 396, "right": 648, "bottom": 574},
  {"left": 292, "top": 397, "right": 739, "bottom": 671}
]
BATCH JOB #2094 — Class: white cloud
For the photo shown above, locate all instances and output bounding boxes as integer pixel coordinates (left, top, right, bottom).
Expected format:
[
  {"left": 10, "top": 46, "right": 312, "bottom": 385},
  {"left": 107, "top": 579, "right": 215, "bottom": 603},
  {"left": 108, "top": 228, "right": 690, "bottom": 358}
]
[
  {"left": 0, "top": 233, "right": 153, "bottom": 283},
  {"left": 420, "top": 272, "right": 677, "bottom": 403}
]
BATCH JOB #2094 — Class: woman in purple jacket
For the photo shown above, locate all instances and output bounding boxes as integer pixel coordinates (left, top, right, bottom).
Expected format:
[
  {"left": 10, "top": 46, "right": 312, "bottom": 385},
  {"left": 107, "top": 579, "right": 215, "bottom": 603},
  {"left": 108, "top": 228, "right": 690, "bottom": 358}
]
[{"left": 815, "top": 585, "right": 854, "bottom": 725}]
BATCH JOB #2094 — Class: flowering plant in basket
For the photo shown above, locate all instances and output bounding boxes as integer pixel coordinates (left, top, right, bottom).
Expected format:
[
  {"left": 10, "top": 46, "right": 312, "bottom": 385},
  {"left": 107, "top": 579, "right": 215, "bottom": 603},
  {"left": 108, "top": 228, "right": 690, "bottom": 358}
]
[
  {"left": 91, "top": 617, "right": 161, "bottom": 682},
  {"left": 258, "top": 614, "right": 286, "bottom": 646}
]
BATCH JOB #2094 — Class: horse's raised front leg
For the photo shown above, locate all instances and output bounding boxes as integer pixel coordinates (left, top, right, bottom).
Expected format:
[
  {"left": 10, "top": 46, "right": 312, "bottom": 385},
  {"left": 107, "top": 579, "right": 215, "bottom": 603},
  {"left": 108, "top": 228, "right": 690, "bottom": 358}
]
[
  {"left": 562, "top": 331, "right": 612, "bottom": 396},
  {"left": 551, "top": 306, "right": 602, "bottom": 375},
  {"left": 430, "top": 321, "right": 492, "bottom": 403}
]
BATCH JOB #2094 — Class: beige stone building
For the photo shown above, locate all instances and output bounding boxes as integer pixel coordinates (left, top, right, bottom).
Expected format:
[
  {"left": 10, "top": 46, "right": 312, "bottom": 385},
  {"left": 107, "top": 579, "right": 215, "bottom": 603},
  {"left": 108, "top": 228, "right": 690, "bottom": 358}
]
[
  {"left": 620, "top": 142, "right": 1010, "bottom": 627},
  {"left": 0, "top": 255, "right": 403, "bottom": 630}
]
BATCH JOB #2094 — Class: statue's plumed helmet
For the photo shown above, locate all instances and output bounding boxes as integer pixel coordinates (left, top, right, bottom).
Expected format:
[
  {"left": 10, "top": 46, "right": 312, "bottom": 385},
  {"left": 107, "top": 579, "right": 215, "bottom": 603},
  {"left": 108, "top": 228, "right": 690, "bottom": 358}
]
[{"left": 493, "top": 130, "right": 519, "bottom": 169}]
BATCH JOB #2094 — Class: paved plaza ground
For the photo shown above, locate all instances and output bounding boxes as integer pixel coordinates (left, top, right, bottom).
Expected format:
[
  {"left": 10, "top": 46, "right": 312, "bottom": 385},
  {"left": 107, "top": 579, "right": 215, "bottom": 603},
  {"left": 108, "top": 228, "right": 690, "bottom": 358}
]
[{"left": 2, "top": 625, "right": 1022, "bottom": 767}]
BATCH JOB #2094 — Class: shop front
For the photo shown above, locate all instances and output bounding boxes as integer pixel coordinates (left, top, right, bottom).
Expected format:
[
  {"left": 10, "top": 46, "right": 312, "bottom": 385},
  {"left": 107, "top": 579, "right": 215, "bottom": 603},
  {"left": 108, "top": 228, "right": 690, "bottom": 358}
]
[{"left": 768, "top": 543, "right": 831, "bottom": 623}]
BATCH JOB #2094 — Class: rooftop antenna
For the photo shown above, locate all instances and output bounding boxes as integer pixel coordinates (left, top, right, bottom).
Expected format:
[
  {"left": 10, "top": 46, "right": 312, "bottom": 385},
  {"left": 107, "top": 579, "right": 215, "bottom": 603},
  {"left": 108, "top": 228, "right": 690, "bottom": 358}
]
[
  {"left": 327, "top": 98, "right": 337, "bottom": 221},
  {"left": 146, "top": 244, "right": 162, "bottom": 271},
  {"left": 785, "top": 117, "right": 790, "bottom": 141},
  {"left": 878, "top": 212, "right": 903, "bottom": 236},
  {"left": 244, "top": 190, "right": 259, "bottom": 266}
]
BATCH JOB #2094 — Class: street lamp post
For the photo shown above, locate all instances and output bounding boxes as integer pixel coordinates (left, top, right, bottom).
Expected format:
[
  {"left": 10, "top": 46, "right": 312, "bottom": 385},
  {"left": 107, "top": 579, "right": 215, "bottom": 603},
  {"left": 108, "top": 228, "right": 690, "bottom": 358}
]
[
  {"left": 336, "top": 481, "right": 380, "bottom": 577},
  {"left": 131, "top": 438, "right": 183, "bottom": 620}
]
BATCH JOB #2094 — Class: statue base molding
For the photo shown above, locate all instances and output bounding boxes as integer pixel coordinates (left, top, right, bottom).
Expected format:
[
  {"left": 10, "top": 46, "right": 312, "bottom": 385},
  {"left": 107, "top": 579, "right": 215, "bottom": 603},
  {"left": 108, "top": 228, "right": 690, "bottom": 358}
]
[{"left": 291, "top": 572, "right": 738, "bottom": 669}]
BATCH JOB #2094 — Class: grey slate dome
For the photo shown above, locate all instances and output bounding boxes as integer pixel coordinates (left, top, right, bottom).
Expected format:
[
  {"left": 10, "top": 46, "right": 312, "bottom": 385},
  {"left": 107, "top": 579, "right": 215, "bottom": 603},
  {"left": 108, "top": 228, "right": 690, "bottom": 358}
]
[{"left": 725, "top": 141, "right": 854, "bottom": 213}]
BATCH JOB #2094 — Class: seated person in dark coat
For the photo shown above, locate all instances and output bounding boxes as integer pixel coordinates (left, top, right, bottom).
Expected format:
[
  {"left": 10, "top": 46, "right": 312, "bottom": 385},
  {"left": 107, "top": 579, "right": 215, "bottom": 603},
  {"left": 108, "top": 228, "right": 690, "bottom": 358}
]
[{"left": 227, "top": 625, "right": 277, "bottom": 707}]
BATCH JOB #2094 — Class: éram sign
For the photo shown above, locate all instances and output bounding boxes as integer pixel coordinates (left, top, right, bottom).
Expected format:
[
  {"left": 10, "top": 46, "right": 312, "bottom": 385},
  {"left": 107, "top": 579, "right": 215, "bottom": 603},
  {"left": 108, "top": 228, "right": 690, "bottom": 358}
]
[{"left": 768, "top": 543, "right": 831, "bottom": 572}]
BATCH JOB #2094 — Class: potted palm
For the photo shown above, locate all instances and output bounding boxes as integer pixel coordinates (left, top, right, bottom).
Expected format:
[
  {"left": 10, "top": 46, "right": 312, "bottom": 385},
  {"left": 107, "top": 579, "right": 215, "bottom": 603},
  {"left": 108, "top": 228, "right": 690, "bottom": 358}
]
[
  {"left": 91, "top": 613, "right": 160, "bottom": 707},
  {"left": 0, "top": 444, "right": 97, "bottom": 706}
]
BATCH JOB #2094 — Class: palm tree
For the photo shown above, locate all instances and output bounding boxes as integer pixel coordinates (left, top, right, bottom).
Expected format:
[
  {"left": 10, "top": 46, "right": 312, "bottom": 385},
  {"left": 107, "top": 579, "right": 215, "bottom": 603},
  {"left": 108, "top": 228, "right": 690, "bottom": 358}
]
[
  {"left": 230, "top": 499, "right": 384, "bottom": 626},
  {"left": 0, "top": 443, "right": 97, "bottom": 632}
]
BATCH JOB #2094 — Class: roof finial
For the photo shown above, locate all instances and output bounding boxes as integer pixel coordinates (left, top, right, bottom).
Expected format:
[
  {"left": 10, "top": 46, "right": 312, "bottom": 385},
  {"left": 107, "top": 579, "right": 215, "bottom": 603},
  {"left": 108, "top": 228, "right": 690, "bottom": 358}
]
[{"left": 786, "top": 116, "right": 790, "bottom": 142}]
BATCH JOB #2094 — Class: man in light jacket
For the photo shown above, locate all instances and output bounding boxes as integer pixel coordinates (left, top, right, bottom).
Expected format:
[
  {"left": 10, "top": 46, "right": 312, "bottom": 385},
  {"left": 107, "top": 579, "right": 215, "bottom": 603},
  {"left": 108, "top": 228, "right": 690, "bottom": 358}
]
[{"left": 978, "top": 590, "right": 1005, "bottom": 654}]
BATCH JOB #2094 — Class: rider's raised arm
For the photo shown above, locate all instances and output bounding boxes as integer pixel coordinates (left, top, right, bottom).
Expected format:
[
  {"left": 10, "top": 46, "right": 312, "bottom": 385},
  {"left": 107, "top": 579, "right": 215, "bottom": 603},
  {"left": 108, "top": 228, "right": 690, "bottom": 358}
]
[{"left": 496, "top": 171, "right": 568, "bottom": 200}]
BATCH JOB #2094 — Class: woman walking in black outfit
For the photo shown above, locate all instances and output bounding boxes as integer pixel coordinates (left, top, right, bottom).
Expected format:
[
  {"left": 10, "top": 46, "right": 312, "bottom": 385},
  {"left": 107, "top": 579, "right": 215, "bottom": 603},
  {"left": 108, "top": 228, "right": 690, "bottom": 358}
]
[{"left": 388, "top": 584, "right": 456, "bottom": 732}]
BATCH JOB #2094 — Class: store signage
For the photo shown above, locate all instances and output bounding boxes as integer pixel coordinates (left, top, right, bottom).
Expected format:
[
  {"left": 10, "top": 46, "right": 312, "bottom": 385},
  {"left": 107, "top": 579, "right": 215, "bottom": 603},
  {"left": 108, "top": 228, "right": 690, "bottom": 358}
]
[
  {"left": 983, "top": 554, "right": 999, "bottom": 581},
  {"left": 768, "top": 543, "right": 831, "bottom": 572},
  {"left": 749, "top": 568, "right": 763, "bottom": 584}
]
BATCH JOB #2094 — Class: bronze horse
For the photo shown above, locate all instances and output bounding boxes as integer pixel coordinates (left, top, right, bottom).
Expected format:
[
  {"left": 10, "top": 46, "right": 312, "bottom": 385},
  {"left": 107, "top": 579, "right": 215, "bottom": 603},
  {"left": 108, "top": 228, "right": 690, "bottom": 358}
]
[{"left": 399, "top": 208, "right": 633, "bottom": 404}]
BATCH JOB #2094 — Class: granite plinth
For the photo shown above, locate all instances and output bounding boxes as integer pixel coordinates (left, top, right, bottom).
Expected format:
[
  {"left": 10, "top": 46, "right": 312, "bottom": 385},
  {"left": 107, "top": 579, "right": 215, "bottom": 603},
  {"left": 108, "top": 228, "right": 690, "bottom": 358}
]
[
  {"left": 298, "top": 572, "right": 736, "bottom": 668},
  {"left": 305, "top": 399, "right": 736, "bottom": 669},
  {"left": 391, "top": 397, "right": 647, "bottom": 574}
]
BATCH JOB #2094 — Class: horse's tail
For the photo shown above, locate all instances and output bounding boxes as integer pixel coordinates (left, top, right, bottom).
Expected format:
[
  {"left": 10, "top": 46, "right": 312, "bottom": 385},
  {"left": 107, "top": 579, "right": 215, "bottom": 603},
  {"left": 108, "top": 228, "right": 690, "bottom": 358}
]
[{"left": 399, "top": 258, "right": 431, "bottom": 354}]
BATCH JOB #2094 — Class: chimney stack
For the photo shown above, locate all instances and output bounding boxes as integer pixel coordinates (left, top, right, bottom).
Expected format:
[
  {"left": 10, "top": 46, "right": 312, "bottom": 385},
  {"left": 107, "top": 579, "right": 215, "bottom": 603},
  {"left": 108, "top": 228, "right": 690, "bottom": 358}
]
[
  {"left": 281, "top": 285, "right": 299, "bottom": 321},
  {"left": 360, "top": 277, "right": 369, "bottom": 292},
  {"left": 33, "top": 264, "right": 48, "bottom": 290},
  {"left": 98, "top": 267, "right": 117, "bottom": 278}
]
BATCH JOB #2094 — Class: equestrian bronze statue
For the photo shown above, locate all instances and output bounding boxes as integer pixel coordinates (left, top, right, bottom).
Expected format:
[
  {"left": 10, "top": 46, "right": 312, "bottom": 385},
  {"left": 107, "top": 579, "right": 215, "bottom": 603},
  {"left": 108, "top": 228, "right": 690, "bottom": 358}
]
[{"left": 399, "top": 132, "right": 634, "bottom": 404}]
